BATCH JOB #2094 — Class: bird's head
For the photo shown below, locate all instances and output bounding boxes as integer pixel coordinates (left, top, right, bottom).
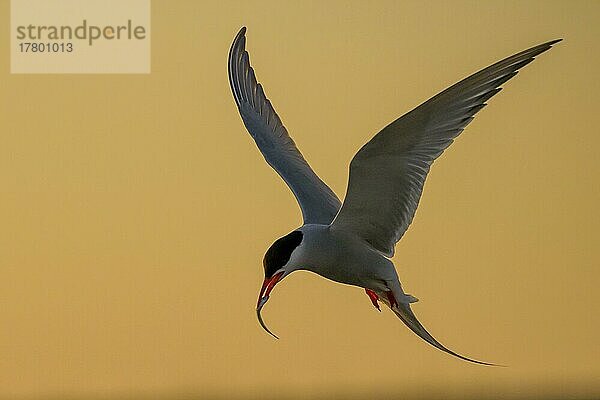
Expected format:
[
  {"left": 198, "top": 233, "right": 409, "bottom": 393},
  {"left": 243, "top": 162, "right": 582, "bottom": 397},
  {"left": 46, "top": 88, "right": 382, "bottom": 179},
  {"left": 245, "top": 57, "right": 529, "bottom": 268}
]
[{"left": 256, "top": 230, "right": 303, "bottom": 339}]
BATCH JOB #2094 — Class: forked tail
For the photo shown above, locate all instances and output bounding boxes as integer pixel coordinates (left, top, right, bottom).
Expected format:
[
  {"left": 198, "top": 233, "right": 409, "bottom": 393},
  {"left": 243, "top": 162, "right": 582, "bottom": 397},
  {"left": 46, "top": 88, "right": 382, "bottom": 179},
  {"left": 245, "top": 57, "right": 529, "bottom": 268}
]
[{"left": 379, "top": 293, "right": 500, "bottom": 366}]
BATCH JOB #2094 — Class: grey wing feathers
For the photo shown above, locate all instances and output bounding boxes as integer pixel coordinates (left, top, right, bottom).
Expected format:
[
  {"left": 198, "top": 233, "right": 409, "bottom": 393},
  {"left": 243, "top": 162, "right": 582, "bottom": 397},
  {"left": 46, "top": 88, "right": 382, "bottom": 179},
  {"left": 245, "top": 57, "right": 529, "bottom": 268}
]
[
  {"left": 332, "top": 39, "right": 561, "bottom": 256},
  {"left": 228, "top": 27, "right": 342, "bottom": 224}
]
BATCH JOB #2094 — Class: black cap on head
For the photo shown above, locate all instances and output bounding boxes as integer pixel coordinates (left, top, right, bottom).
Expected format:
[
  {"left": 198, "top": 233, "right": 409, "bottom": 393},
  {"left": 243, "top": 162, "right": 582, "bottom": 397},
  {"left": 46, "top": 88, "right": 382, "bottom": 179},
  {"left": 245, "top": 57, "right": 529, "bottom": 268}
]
[{"left": 263, "top": 231, "right": 303, "bottom": 278}]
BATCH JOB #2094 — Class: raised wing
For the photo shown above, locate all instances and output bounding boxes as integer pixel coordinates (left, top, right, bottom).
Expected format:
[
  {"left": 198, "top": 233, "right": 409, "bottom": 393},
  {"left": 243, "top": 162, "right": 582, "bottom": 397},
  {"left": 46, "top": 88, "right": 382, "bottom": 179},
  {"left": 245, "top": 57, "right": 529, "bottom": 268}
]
[
  {"left": 332, "top": 39, "right": 561, "bottom": 256},
  {"left": 229, "top": 27, "right": 341, "bottom": 224}
]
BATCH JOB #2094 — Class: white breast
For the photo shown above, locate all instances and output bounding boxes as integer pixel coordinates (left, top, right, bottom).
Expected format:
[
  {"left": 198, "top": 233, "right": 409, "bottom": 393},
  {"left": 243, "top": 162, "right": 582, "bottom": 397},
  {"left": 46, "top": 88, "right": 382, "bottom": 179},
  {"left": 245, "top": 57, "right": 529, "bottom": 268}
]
[{"left": 289, "top": 224, "right": 398, "bottom": 291}]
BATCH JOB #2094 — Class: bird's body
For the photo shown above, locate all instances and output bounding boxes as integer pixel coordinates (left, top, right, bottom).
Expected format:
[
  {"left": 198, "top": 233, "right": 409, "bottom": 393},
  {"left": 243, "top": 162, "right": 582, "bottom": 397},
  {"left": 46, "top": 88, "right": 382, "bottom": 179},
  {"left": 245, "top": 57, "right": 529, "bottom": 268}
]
[
  {"left": 288, "top": 224, "right": 398, "bottom": 293},
  {"left": 228, "top": 26, "right": 560, "bottom": 365}
]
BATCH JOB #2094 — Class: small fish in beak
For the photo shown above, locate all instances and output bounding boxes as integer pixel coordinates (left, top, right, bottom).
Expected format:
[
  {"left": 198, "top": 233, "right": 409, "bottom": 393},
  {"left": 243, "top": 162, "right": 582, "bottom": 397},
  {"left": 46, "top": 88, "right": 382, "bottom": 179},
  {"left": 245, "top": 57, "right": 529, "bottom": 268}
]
[{"left": 256, "top": 271, "right": 284, "bottom": 339}]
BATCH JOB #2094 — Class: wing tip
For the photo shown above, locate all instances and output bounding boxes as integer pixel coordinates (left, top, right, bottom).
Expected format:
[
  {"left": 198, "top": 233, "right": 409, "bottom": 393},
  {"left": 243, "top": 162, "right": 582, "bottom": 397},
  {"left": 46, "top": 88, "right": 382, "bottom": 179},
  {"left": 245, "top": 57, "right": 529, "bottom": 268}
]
[
  {"left": 231, "top": 27, "right": 247, "bottom": 52},
  {"left": 237, "top": 26, "right": 247, "bottom": 37},
  {"left": 541, "top": 39, "right": 563, "bottom": 54},
  {"left": 548, "top": 38, "right": 563, "bottom": 45},
  {"left": 537, "top": 38, "right": 562, "bottom": 53}
]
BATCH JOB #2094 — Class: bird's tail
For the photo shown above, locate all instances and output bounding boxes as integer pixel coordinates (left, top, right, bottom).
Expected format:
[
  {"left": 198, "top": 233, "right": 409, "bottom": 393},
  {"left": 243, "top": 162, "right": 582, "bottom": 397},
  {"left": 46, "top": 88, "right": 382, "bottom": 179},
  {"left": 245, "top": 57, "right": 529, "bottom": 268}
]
[{"left": 378, "top": 292, "right": 500, "bottom": 366}]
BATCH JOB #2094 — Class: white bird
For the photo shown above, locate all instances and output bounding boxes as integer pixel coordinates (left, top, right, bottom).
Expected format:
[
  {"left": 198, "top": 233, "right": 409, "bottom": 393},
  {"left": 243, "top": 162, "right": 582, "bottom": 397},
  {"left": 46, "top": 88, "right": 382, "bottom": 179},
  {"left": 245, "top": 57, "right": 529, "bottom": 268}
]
[{"left": 228, "top": 26, "right": 560, "bottom": 365}]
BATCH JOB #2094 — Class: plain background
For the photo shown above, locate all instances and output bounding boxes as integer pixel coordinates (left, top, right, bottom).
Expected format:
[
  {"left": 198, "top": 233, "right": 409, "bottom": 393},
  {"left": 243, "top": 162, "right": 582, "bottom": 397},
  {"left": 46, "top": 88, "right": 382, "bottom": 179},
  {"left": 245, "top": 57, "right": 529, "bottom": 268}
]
[{"left": 1, "top": 1, "right": 599, "bottom": 399}]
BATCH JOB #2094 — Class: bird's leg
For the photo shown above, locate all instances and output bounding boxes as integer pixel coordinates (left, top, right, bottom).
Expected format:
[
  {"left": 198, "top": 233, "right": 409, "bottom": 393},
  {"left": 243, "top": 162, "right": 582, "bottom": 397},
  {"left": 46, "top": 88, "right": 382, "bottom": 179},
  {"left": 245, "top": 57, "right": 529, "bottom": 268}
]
[
  {"left": 386, "top": 291, "right": 398, "bottom": 309},
  {"left": 364, "top": 288, "right": 381, "bottom": 312}
]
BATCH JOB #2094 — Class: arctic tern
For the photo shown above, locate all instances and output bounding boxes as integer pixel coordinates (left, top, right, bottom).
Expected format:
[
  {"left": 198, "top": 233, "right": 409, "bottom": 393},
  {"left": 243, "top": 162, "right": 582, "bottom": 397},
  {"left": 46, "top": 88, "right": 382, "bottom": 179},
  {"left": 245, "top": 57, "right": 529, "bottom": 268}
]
[{"left": 228, "top": 27, "right": 560, "bottom": 364}]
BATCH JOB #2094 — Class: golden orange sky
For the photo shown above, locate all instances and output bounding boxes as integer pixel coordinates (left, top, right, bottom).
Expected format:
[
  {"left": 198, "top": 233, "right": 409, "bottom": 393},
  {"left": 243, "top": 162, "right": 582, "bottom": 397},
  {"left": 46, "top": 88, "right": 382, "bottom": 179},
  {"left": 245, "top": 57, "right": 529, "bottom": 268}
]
[{"left": 1, "top": 1, "right": 599, "bottom": 399}]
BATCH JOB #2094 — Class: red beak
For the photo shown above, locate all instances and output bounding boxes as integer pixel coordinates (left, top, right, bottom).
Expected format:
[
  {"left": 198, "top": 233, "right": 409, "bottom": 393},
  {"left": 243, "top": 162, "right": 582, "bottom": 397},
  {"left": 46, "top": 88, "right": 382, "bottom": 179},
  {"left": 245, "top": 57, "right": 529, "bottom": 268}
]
[{"left": 256, "top": 271, "right": 285, "bottom": 339}]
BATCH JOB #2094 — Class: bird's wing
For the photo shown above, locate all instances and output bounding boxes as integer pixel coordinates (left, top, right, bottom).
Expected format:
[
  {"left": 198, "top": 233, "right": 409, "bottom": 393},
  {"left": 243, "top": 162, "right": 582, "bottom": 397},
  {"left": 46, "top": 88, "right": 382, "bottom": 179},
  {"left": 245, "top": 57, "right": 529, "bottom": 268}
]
[
  {"left": 229, "top": 27, "right": 342, "bottom": 224},
  {"left": 331, "top": 39, "right": 561, "bottom": 256}
]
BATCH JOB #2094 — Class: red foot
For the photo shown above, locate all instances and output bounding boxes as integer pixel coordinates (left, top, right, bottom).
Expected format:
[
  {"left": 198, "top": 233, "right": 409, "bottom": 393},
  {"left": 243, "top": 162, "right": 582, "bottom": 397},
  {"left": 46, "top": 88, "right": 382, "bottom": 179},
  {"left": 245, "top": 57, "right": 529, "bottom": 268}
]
[
  {"left": 364, "top": 289, "right": 381, "bottom": 312},
  {"left": 386, "top": 291, "right": 398, "bottom": 309}
]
